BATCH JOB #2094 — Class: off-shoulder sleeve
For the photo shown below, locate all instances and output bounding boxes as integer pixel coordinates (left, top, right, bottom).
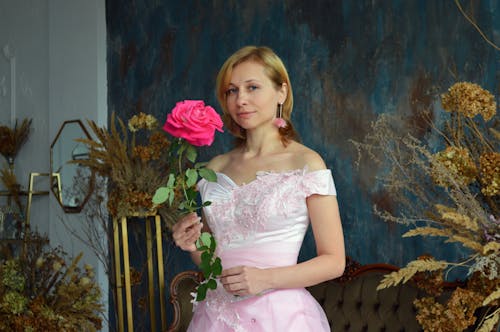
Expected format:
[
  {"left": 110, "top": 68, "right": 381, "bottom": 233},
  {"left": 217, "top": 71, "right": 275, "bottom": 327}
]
[
  {"left": 196, "top": 178, "right": 209, "bottom": 201},
  {"left": 302, "top": 169, "right": 337, "bottom": 197}
]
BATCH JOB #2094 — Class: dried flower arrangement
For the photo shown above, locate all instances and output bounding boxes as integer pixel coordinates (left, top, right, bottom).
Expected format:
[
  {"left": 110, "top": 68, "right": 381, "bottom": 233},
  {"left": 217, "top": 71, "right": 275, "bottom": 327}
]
[
  {"left": 0, "top": 119, "right": 32, "bottom": 238},
  {"left": 0, "top": 118, "right": 32, "bottom": 167},
  {"left": 0, "top": 232, "right": 104, "bottom": 331},
  {"left": 0, "top": 168, "right": 23, "bottom": 214},
  {"left": 75, "top": 112, "right": 178, "bottom": 226},
  {"left": 354, "top": 82, "right": 499, "bottom": 331}
]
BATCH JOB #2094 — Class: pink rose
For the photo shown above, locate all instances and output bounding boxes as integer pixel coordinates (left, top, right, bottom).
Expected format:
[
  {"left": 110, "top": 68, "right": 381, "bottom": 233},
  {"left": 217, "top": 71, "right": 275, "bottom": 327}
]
[{"left": 162, "top": 100, "right": 223, "bottom": 146}]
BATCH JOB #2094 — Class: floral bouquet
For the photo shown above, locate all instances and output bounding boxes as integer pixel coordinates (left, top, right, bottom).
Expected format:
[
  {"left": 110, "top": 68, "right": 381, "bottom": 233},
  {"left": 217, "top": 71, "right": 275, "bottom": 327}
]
[
  {"left": 75, "top": 112, "right": 178, "bottom": 224},
  {"left": 357, "top": 82, "right": 499, "bottom": 331},
  {"left": 153, "top": 100, "right": 224, "bottom": 301},
  {"left": 0, "top": 232, "right": 104, "bottom": 331}
]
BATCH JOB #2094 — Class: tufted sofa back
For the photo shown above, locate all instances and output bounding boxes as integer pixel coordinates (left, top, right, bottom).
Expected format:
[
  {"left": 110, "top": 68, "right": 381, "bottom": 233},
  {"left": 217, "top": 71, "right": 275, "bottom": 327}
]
[
  {"left": 307, "top": 265, "right": 425, "bottom": 332},
  {"left": 167, "top": 264, "right": 426, "bottom": 332}
]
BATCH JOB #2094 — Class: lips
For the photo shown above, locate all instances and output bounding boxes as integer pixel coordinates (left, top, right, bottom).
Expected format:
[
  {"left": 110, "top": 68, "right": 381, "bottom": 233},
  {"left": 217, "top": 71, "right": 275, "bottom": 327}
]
[{"left": 237, "top": 111, "right": 256, "bottom": 119}]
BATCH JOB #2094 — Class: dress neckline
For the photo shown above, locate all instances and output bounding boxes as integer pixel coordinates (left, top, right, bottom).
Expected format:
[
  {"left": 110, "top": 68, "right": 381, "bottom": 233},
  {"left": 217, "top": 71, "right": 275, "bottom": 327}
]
[{"left": 215, "top": 165, "right": 316, "bottom": 188}]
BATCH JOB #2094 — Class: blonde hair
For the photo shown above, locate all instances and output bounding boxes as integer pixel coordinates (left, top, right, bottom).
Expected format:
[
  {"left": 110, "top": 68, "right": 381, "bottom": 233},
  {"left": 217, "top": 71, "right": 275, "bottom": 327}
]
[{"left": 215, "top": 46, "right": 298, "bottom": 145}]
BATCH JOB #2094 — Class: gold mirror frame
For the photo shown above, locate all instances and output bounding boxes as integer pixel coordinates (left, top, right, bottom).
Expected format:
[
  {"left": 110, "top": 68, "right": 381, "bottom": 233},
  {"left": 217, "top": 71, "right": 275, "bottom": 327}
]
[{"left": 50, "top": 119, "right": 94, "bottom": 213}]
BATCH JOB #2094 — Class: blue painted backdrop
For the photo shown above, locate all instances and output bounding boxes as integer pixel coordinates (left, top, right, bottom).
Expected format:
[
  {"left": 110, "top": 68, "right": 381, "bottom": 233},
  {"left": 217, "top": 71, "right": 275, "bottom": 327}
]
[{"left": 105, "top": 0, "right": 499, "bottom": 328}]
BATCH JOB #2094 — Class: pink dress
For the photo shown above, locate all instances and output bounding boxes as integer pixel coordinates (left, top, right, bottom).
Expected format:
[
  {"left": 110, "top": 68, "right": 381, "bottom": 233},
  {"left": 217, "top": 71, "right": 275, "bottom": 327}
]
[{"left": 188, "top": 167, "right": 337, "bottom": 332}]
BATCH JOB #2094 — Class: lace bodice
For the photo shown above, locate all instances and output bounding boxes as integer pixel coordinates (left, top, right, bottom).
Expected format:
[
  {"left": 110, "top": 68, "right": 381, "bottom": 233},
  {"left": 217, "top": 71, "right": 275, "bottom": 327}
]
[{"left": 197, "top": 167, "right": 336, "bottom": 254}]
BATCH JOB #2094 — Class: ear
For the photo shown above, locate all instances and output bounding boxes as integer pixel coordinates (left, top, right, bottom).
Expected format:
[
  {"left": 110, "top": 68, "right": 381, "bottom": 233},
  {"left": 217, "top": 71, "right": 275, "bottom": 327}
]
[{"left": 278, "top": 83, "right": 288, "bottom": 104}]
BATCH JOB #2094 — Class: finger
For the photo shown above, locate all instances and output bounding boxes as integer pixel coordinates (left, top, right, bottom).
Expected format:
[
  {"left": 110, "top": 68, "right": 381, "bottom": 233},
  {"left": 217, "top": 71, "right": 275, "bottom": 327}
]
[
  {"left": 224, "top": 282, "right": 247, "bottom": 294},
  {"left": 172, "top": 218, "right": 201, "bottom": 241},
  {"left": 220, "top": 266, "right": 243, "bottom": 278},
  {"left": 175, "top": 229, "right": 199, "bottom": 247},
  {"left": 174, "top": 213, "right": 200, "bottom": 229},
  {"left": 183, "top": 212, "right": 201, "bottom": 225},
  {"left": 177, "top": 227, "right": 203, "bottom": 251}
]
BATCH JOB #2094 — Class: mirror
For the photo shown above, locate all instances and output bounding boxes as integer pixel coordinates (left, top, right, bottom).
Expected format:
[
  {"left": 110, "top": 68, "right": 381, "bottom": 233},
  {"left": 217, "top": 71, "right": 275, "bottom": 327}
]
[{"left": 50, "top": 120, "right": 94, "bottom": 213}]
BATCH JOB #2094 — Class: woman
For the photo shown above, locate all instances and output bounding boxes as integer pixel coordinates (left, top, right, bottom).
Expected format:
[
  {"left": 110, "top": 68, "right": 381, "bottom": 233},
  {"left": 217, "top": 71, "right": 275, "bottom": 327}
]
[{"left": 172, "top": 45, "right": 345, "bottom": 331}]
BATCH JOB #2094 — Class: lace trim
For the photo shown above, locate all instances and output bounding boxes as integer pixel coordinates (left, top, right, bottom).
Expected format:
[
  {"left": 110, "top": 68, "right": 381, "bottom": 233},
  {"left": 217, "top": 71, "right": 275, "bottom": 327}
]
[
  {"left": 193, "top": 284, "right": 248, "bottom": 332},
  {"left": 204, "top": 167, "right": 335, "bottom": 247}
]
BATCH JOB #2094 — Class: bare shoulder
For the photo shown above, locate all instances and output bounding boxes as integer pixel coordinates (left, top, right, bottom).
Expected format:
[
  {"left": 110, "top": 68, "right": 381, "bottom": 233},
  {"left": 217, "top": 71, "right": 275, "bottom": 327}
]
[
  {"left": 205, "top": 150, "right": 235, "bottom": 172},
  {"left": 288, "top": 141, "right": 327, "bottom": 171}
]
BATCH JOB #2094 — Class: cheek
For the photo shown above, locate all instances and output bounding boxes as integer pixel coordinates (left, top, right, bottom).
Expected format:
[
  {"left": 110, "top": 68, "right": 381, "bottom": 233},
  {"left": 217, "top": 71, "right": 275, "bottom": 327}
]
[{"left": 226, "top": 98, "right": 238, "bottom": 113}]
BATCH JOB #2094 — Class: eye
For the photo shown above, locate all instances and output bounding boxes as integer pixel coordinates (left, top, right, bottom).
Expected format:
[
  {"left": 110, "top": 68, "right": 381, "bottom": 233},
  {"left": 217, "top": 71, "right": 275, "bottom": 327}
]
[
  {"left": 225, "top": 87, "right": 238, "bottom": 96},
  {"left": 247, "top": 85, "right": 258, "bottom": 91}
]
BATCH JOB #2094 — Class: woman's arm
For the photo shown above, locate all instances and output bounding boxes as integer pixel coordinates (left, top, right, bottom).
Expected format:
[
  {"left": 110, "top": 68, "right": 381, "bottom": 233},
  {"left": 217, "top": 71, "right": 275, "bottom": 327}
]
[
  {"left": 220, "top": 151, "right": 345, "bottom": 296},
  {"left": 220, "top": 194, "right": 345, "bottom": 295}
]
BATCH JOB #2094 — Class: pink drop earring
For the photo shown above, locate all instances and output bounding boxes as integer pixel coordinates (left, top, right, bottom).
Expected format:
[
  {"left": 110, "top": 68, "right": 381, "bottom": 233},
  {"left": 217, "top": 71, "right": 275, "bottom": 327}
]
[{"left": 273, "top": 103, "right": 287, "bottom": 128}]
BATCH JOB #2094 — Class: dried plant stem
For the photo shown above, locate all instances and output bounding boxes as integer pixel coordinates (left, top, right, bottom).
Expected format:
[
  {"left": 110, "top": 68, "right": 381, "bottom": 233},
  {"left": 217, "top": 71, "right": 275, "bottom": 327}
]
[
  {"left": 454, "top": 0, "right": 500, "bottom": 51},
  {"left": 465, "top": 118, "right": 495, "bottom": 152}
]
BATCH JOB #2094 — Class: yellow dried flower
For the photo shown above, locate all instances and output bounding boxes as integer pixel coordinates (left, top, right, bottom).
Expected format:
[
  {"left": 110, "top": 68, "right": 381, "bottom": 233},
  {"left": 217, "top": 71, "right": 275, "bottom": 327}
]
[
  {"left": 431, "top": 146, "right": 478, "bottom": 187},
  {"left": 128, "top": 112, "right": 158, "bottom": 132},
  {"left": 35, "top": 257, "right": 44, "bottom": 268},
  {"left": 132, "top": 145, "right": 153, "bottom": 162},
  {"left": 441, "top": 82, "right": 497, "bottom": 121},
  {"left": 149, "top": 131, "right": 170, "bottom": 159},
  {"left": 1, "top": 291, "right": 28, "bottom": 315},
  {"left": 79, "top": 277, "right": 91, "bottom": 286},
  {"left": 479, "top": 152, "right": 500, "bottom": 196},
  {"left": 52, "top": 261, "right": 62, "bottom": 272}
]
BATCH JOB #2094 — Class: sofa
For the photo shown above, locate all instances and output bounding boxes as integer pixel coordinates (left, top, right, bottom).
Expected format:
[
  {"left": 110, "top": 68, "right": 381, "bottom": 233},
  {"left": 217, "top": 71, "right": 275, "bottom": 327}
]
[{"left": 166, "top": 257, "right": 496, "bottom": 332}]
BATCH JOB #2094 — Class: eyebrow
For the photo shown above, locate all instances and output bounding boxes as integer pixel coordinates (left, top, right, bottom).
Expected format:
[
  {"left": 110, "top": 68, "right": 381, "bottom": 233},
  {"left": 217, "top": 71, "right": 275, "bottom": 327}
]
[{"left": 228, "top": 79, "right": 262, "bottom": 86}]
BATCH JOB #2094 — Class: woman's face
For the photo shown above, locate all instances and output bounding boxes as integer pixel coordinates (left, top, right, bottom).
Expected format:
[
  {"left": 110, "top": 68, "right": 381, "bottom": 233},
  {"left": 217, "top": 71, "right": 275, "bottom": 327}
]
[{"left": 225, "top": 60, "right": 286, "bottom": 131}]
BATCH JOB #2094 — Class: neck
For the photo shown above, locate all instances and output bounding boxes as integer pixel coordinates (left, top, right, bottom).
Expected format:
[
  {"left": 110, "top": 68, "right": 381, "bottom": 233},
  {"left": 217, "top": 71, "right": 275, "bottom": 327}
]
[{"left": 243, "top": 128, "right": 283, "bottom": 157}]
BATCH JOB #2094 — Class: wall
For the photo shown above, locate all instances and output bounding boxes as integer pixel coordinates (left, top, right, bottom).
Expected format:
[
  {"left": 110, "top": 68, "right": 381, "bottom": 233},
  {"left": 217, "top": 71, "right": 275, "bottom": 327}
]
[
  {"left": 105, "top": 0, "right": 499, "bottom": 270},
  {"left": 0, "top": 0, "right": 50, "bottom": 235},
  {"left": 0, "top": 1, "right": 108, "bottom": 330}
]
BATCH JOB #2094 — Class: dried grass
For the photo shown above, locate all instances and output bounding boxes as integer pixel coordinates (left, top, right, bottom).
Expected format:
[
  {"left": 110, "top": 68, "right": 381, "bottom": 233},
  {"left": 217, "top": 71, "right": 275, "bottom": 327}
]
[
  {"left": 0, "top": 118, "right": 32, "bottom": 162},
  {"left": 356, "top": 82, "right": 499, "bottom": 331},
  {"left": 75, "top": 113, "right": 178, "bottom": 226}
]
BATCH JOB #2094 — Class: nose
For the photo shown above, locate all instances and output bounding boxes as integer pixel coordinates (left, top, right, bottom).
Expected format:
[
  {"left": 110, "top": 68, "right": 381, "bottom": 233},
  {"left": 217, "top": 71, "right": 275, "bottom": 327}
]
[{"left": 235, "top": 90, "right": 247, "bottom": 106}]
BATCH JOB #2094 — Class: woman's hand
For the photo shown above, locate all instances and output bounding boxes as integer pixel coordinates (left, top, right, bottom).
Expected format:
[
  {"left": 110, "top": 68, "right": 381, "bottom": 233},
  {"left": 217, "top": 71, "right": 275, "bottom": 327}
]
[
  {"left": 172, "top": 212, "right": 202, "bottom": 252},
  {"left": 220, "top": 266, "right": 269, "bottom": 296}
]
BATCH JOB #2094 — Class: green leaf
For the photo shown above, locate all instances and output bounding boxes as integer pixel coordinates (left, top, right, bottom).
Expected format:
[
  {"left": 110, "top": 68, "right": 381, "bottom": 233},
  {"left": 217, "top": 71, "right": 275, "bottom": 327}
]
[
  {"left": 199, "top": 168, "right": 217, "bottom": 182},
  {"left": 199, "top": 260, "right": 210, "bottom": 278},
  {"left": 167, "top": 173, "right": 176, "bottom": 187},
  {"left": 199, "top": 232, "right": 212, "bottom": 248},
  {"left": 201, "top": 251, "right": 211, "bottom": 261},
  {"left": 152, "top": 187, "right": 171, "bottom": 205},
  {"left": 196, "top": 284, "right": 207, "bottom": 301},
  {"left": 196, "top": 244, "right": 208, "bottom": 251},
  {"left": 194, "top": 161, "right": 208, "bottom": 169},
  {"left": 185, "top": 186, "right": 198, "bottom": 200},
  {"left": 186, "top": 144, "right": 197, "bottom": 163},
  {"left": 207, "top": 278, "right": 217, "bottom": 290},
  {"left": 168, "top": 191, "right": 175, "bottom": 206},
  {"left": 185, "top": 168, "right": 198, "bottom": 187},
  {"left": 202, "top": 201, "right": 212, "bottom": 207},
  {"left": 211, "top": 257, "right": 222, "bottom": 275},
  {"left": 209, "top": 235, "right": 216, "bottom": 251}
]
